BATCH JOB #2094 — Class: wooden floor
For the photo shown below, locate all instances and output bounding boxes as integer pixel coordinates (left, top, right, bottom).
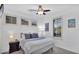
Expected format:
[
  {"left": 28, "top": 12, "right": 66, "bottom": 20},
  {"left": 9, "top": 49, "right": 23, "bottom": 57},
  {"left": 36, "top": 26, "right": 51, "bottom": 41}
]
[
  {"left": 43, "top": 47, "right": 76, "bottom": 54},
  {"left": 11, "top": 46, "right": 77, "bottom": 54}
]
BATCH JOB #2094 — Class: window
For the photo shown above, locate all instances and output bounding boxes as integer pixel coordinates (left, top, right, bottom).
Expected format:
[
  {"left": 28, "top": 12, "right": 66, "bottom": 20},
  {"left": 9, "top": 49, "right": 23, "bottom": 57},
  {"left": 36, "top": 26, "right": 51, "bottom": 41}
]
[
  {"left": 21, "top": 19, "right": 29, "bottom": 25},
  {"left": 6, "top": 16, "right": 16, "bottom": 24},
  {"left": 53, "top": 18, "right": 62, "bottom": 37}
]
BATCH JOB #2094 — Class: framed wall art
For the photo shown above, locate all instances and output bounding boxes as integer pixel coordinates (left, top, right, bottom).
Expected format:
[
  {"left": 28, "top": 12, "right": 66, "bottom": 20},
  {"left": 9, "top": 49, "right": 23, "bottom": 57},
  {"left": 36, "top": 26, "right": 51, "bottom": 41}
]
[
  {"left": 68, "top": 19, "right": 76, "bottom": 28},
  {"left": 32, "top": 22, "right": 37, "bottom": 26},
  {"left": 45, "top": 23, "right": 49, "bottom": 31}
]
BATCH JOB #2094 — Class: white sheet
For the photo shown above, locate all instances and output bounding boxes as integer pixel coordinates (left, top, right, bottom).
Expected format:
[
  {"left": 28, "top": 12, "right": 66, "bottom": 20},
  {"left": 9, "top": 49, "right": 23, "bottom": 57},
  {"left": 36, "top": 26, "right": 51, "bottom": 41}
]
[{"left": 20, "top": 37, "right": 54, "bottom": 54}]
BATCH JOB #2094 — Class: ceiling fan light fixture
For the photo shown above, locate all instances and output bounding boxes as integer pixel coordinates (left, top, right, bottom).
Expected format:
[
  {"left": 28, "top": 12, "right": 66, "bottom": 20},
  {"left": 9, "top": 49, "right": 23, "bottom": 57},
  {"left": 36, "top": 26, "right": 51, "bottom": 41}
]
[
  {"left": 37, "top": 11, "right": 43, "bottom": 15},
  {"left": 29, "top": 5, "right": 50, "bottom": 15},
  {"left": 37, "top": 5, "right": 44, "bottom": 15}
]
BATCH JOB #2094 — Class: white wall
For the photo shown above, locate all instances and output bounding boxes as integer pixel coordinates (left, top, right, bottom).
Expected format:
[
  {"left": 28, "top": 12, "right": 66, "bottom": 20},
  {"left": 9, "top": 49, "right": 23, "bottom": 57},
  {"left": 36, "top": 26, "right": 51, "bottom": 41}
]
[
  {"left": 38, "top": 16, "right": 53, "bottom": 38},
  {"left": 51, "top": 6, "right": 79, "bottom": 53},
  {"left": 0, "top": 7, "right": 39, "bottom": 53},
  {"left": 0, "top": 16, "right": 2, "bottom": 53}
]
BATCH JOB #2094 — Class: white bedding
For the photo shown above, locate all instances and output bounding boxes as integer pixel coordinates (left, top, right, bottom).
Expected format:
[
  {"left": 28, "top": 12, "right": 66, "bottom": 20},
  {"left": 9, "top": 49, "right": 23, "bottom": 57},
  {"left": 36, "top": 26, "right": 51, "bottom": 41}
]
[{"left": 20, "top": 37, "right": 54, "bottom": 54}]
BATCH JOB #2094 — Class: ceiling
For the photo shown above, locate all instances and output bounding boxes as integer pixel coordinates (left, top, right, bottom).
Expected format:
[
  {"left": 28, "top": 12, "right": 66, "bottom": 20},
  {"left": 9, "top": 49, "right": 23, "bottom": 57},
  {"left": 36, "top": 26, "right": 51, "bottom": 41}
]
[{"left": 4, "top": 4, "right": 79, "bottom": 21}]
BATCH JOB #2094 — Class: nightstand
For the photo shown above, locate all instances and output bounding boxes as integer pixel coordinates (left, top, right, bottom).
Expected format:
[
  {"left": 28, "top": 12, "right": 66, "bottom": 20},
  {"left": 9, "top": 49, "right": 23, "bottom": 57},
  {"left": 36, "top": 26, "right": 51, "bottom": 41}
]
[{"left": 9, "top": 41, "right": 20, "bottom": 53}]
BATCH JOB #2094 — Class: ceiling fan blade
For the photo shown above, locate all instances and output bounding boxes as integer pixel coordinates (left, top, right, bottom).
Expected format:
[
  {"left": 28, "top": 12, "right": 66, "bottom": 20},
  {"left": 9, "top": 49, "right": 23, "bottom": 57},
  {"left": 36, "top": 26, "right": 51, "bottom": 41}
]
[
  {"left": 44, "top": 10, "right": 50, "bottom": 12},
  {"left": 28, "top": 9, "right": 36, "bottom": 11}
]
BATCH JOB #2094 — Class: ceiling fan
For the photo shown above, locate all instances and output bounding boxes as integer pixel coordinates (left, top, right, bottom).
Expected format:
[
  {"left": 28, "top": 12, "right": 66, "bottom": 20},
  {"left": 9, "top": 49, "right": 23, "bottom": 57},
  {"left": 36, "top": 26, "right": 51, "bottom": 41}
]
[
  {"left": 28, "top": 5, "right": 51, "bottom": 15},
  {"left": 0, "top": 4, "right": 4, "bottom": 16}
]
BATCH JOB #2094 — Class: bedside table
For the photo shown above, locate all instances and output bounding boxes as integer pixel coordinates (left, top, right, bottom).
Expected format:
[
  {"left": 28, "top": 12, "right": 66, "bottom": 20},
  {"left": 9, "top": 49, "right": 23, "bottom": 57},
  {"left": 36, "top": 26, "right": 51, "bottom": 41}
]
[{"left": 9, "top": 41, "right": 20, "bottom": 53}]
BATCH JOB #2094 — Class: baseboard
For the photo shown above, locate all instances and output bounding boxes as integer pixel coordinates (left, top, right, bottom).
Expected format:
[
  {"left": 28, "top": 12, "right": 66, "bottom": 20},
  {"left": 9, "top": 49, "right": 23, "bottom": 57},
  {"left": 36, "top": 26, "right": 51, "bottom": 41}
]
[
  {"left": 1, "top": 52, "right": 9, "bottom": 54},
  {"left": 55, "top": 45, "right": 78, "bottom": 54}
]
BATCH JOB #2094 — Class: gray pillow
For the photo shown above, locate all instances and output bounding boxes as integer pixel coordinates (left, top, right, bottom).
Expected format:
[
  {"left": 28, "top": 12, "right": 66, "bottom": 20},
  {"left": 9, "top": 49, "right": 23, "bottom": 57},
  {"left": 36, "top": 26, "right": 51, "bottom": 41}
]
[
  {"left": 25, "top": 34, "right": 31, "bottom": 39},
  {"left": 31, "top": 33, "right": 39, "bottom": 38}
]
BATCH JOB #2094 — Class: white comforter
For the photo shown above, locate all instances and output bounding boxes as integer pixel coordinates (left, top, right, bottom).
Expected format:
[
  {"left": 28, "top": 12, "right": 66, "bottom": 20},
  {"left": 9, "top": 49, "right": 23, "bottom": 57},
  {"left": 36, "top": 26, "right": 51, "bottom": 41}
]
[{"left": 20, "top": 37, "right": 54, "bottom": 54}]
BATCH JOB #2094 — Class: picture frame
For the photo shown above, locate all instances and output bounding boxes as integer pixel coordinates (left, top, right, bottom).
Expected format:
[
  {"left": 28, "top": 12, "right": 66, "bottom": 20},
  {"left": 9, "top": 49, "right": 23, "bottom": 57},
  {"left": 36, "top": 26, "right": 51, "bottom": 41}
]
[
  {"left": 32, "top": 22, "right": 37, "bottom": 26},
  {"left": 21, "top": 19, "right": 29, "bottom": 25},
  {"left": 68, "top": 19, "right": 76, "bottom": 28}
]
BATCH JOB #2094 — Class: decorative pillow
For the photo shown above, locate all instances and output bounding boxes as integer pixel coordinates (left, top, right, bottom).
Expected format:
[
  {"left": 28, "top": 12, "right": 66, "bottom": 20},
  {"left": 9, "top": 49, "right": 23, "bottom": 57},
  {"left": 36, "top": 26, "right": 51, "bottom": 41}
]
[
  {"left": 30, "top": 34, "right": 32, "bottom": 38},
  {"left": 25, "top": 34, "right": 31, "bottom": 39},
  {"left": 31, "top": 33, "right": 39, "bottom": 38}
]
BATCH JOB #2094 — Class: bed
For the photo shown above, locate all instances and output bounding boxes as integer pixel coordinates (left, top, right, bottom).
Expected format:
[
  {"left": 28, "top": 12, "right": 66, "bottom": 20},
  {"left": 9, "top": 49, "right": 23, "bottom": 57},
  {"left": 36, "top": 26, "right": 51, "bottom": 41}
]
[{"left": 20, "top": 33, "right": 54, "bottom": 54}]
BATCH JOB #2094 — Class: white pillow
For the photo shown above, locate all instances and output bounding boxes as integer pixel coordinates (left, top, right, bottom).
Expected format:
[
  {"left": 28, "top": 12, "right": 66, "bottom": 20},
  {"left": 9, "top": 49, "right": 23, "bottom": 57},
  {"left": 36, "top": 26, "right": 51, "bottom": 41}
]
[{"left": 21, "top": 33, "right": 25, "bottom": 40}]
